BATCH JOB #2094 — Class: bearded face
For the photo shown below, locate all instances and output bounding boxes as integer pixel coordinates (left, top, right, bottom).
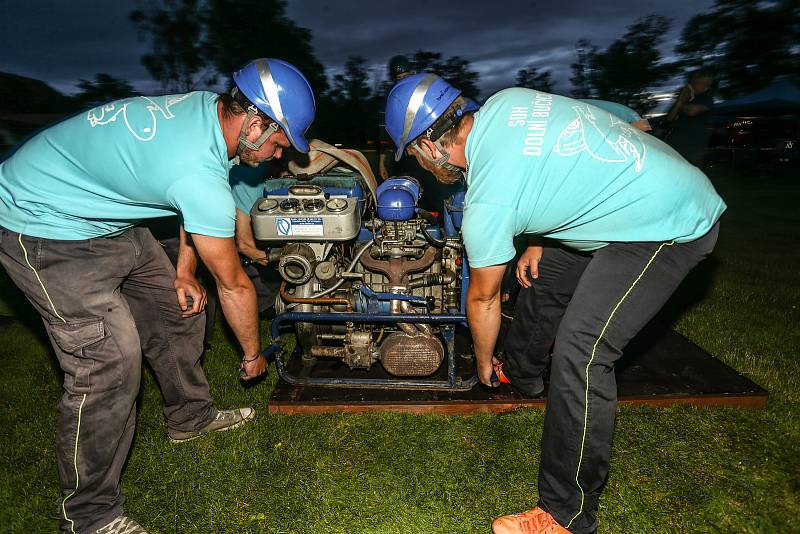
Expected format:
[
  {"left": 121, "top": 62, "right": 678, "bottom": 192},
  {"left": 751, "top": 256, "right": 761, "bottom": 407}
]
[
  {"left": 238, "top": 146, "right": 265, "bottom": 167},
  {"left": 238, "top": 126, "right": 289, "bottom": 167},
  {"left": 410, "top": 145, "right": 463, "bottom": 184}
]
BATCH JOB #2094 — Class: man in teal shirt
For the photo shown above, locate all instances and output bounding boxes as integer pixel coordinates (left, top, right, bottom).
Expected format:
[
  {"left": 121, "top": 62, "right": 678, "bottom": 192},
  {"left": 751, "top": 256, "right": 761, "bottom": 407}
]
[
  {"left": 0, "top": 59, "right": 315, "bottom": 534},
  {"left": 229, "top": 160, "right": 283, "bottom": 314},
  {"left": 501, "top": 98, "right": 655, "bottom": 396},
  {"left": 385, "top": 75, "right": 724, "bottom": 534},
  {"left": 498, "top": 99, "right": 651, "bottom": 316}
]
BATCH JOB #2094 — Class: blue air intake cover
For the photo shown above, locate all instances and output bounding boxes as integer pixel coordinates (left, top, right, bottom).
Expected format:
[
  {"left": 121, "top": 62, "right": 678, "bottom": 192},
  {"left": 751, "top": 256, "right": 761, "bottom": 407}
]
[{"left": 376, "top": 177, "right": 420, "bottom": 221}]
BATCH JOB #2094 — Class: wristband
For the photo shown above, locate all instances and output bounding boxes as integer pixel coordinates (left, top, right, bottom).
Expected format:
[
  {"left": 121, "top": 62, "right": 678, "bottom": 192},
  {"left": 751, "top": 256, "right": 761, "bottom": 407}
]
[{"left": 242, "top": 352, "right": 262, "bottom": 363}]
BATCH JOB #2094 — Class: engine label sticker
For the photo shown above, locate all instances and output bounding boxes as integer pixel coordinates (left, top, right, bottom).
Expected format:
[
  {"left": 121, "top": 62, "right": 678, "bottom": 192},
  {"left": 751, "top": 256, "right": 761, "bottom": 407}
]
[{"left": 276, "top": 217, "right": 324, "bottom": 237}]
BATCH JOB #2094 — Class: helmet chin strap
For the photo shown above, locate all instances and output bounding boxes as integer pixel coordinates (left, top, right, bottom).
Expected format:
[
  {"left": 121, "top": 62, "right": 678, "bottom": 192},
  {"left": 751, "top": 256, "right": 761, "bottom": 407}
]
[
  {"left": 410, "top": 104, "right": 470, "bottom": 175},
  {"left": 411, "top": 143, "right": 464, "bottom": 175},
  {"left": 236, "top": 103, "right": 279, "bottom": 156}
]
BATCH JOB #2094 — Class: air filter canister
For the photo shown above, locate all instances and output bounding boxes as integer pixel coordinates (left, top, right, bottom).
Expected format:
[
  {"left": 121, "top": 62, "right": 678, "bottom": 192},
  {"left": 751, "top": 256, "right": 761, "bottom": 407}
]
[{"left": 379, "top": 332, "right": 444, "bottom": 376}]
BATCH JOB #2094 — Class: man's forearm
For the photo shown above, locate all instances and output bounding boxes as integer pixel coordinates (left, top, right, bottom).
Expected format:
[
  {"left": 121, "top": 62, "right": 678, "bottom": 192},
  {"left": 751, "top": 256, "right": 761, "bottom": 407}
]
[
  {"left": 666, "top": 102, "right": 682, "bottom": 122},
  {"left": 235, "top": 211, "right": 268, "bottom": 263},
  {"left": 238, "top": 241, "right": 268, "bottom": 263},
  {"left": 217, "top": 281, "right": 260, "bottom": 357},
  {"left": 467, "top": 293, "right": 501, "bottom": 368},
  {"left": 177, "top": 226, "right": 199, "bottom": 278}
]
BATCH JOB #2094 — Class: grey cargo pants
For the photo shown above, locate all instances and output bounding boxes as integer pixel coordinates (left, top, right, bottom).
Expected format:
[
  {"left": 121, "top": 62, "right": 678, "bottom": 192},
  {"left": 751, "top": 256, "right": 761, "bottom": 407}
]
[{"left": 0, "top": 226, "right": 217, "bottom": 534}]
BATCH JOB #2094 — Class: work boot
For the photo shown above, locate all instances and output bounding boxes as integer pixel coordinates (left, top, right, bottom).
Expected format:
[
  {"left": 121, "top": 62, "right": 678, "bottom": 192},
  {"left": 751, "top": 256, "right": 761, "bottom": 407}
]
[
  {"left": 492, "top": 507, "right": 570, "bottom": 534},
  {"left": 168, "top": 407, "right": 255, "bottom": 443},
  {"left": 95, "top": 515, "right": 149, "bottom": 533}
]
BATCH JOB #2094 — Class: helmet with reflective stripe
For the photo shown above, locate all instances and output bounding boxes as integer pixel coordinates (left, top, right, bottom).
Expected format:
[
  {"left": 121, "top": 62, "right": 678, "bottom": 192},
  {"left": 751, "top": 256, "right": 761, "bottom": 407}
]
[
  {"left": 232, "top": 58, "right": 316, "bottom": 153},
  {"left": 384, "top": 72, "right": 461, "bottom": 161}
]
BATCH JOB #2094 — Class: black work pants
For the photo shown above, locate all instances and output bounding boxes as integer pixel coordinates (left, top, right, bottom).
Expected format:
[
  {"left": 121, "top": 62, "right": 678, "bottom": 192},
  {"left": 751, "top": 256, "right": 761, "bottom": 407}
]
[
  {"left": 504, "top": 224, "right": 719, "bottom": 533},
  {"left": 503, "top": 243, "right": 592, "bottom": 393}
]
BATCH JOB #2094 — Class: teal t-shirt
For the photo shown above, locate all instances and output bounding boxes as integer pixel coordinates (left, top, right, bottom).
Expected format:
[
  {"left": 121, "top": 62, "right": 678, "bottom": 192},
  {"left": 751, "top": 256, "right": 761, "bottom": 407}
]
[
  {"left": 462, "top": 88, "right": 726, "bottom": 268},
  {"left": 229, "top": 162, "right": 273, "bottom": 214},
  {"left": 578, "top": 99, "right": 641, "bottom": 123},
  {"left": 0, "top": 91, "right": 235, "bottom": 239}
]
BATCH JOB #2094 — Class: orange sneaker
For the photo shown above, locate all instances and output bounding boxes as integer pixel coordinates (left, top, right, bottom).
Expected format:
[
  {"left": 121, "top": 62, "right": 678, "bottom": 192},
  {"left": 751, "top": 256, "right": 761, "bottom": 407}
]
[{"left": 492, "top": 507, "right": 570, "bottom": 534}]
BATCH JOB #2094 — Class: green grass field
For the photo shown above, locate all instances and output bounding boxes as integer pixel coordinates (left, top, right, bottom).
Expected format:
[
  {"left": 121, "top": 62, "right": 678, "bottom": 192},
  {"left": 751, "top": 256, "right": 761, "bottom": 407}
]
[{"left": 0, "top": 166, "right": 798, "bottom": 533}]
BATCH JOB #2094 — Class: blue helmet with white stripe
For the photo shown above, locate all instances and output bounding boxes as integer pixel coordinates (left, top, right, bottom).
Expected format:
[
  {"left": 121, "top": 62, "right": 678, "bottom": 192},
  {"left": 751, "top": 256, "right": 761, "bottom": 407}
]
[
  {"left": 385, "top": 73, "right": 461, "bottom": 161},
  {"left": 232, "top": 58, "right": 316, "bottom": 153}
]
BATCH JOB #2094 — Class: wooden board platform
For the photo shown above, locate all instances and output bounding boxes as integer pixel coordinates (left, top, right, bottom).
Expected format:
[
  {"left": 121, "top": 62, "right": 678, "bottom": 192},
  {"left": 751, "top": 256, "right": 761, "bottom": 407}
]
[{"left": 268, "top": 322, "right": 768, "bottom": 414}]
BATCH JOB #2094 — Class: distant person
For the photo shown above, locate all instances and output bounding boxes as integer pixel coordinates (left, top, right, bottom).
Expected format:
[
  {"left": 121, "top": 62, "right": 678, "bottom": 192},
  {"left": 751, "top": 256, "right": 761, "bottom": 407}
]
[
  {"left": 0, "top": 58, "right": 315, "bottom": 534},
  {"left": 388, "top": 54, "right": 414, "bottom": 83},
  {"left": 379, "top": 55, "right": 416, "bottom": 181},
  {"left": 665, "top": 69, "right": 715, "bottom": 167}
]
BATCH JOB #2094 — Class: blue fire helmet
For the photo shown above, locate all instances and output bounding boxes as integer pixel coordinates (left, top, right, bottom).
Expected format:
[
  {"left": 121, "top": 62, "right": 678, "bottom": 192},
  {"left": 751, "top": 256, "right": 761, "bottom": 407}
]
[
  {"left": 385, "top": 73, "right": 461, "bottom": 161},
  {"left": 232, "top": 58, "right": 316, "bottom": 153}
]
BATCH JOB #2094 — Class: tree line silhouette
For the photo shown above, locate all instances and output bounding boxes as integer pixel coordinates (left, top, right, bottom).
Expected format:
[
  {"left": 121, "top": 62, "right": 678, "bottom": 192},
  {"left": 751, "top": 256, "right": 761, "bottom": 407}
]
[{"left": 35, "top": 0, "right": 800, "bottom": 148}]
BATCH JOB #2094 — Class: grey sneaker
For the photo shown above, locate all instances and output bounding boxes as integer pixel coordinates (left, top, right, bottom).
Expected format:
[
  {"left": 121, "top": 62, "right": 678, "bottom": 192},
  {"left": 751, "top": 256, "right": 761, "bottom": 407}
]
[
  {"left": 168, "top": 407, "right": 255, "bottom": 443},
  {"left": 95, "top": 515, "right": 149, "bottom": 534}
]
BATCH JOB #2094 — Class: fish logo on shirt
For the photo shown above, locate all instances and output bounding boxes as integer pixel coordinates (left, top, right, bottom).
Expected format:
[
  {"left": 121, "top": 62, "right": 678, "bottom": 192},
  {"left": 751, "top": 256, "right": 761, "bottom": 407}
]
[
  {"left": 554, "top": 105, "right": 647, "bottom": 171},
  {"left": 86, "top": 94, "right": 191, "bottom": 142}
]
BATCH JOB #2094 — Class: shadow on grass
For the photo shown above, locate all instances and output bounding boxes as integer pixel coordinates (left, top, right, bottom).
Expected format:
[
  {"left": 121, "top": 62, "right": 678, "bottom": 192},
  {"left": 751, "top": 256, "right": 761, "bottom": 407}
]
[
  {"left": 0, "top": 269, "right": 57, "bottom": 355},
  {"left": 0, "top": 267, "right": 164, "bottom": 430},
  {"left": 659, "top": 255, "right": 721, "bottom": 326}
]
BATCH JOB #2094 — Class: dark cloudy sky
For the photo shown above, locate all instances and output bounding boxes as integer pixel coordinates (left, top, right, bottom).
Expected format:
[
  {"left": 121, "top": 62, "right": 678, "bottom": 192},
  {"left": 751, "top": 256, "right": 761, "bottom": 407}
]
[{"left": 0, "top": 0, "right": 713, "bottom": 99}]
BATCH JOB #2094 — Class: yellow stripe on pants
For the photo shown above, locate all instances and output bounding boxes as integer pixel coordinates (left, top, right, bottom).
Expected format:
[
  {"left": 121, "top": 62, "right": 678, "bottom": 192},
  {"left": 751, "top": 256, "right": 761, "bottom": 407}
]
[{"left": 566, "top": 241, "right": 674, "bottom": 529}]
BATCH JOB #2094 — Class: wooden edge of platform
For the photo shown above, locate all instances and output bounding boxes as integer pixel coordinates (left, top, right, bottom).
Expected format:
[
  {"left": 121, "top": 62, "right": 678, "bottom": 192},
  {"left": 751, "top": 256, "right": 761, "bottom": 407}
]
[
  {"left": 268, "top": 391, "right": 769, "bottom": 415},
  {"left": 617, "top": 392, "right": 768, "bottom": 409},
  {"left": 269, "top": 402, "right": 536, "bottom": 415}
]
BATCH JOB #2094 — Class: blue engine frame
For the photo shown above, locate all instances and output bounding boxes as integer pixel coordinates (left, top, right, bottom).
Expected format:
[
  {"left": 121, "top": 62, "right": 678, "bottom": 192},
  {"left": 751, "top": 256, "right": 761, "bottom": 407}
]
[
  {"left": 262, "top": 312, "right": 476, "bottom": 390},
  {"left": 260, "top": 173, "right": 474, "bottom": 390}
]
